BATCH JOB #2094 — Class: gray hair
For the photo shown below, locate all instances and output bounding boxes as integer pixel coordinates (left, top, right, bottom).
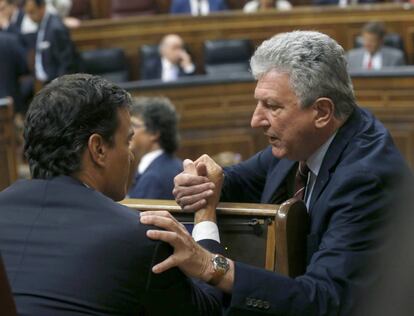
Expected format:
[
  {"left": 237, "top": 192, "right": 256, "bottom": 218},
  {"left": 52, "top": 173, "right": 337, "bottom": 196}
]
[{"left": 250, "top": 31, "right": 356, "bottom": 119}]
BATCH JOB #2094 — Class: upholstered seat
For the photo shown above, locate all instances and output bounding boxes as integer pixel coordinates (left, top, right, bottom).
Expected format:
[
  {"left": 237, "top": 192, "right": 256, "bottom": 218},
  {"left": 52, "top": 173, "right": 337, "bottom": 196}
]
[
  {"left": 110, "top": 0, "right": 157, "bottom": 18},
  {"left": 204, "top": 39, "right": 252, "bottom": 75},
  {"left": 81, "top": 48, "right": 129, "bottom": 83}
]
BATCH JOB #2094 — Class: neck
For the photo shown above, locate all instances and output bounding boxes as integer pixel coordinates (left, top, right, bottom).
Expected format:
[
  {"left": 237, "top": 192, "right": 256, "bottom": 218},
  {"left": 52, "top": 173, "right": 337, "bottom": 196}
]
[{"left": 72, "top": 169, "right": 102, "bottom": 192}]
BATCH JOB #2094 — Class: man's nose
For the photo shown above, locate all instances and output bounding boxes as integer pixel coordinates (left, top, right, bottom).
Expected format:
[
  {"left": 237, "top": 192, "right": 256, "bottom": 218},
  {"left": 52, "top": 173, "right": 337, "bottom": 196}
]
[{"left": 251, "top": 103, "right": 268, "bottom": 128}]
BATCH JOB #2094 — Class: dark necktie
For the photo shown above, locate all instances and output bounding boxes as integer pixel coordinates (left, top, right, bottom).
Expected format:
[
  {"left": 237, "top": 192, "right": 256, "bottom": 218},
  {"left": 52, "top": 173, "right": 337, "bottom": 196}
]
[{"left": 293, "top": 161, "right": 310, "bottom": 200}]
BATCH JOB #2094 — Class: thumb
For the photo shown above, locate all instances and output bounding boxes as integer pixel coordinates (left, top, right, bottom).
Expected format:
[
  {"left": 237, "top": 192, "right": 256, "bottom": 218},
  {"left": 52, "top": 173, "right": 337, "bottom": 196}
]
[
  {"left": 183, "top": 159, "right": 197, "bottom": 175},
  {"left": 196, "top": 162, "right": 208, "bottom": 177}
]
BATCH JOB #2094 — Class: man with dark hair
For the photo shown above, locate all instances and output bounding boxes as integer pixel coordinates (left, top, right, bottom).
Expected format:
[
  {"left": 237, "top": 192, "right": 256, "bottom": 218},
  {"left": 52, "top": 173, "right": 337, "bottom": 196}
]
[
  {"left": 0, "top": 74, "right": 223, "bottom": 315},
  {"left": 128, "top": 97, "right": 183, "bottom": 199},
  {"left": 347, "top": 21, "right": 405, "bottom": 71},
  {"left": 24, "top": 0, "right": 78, "bottom": 83}
]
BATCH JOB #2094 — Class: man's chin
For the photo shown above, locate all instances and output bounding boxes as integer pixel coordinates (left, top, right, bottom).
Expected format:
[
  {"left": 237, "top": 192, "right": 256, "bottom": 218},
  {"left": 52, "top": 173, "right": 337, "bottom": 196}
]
[{"left": 271, "top": 146, "right": 287, "bottom": 159}]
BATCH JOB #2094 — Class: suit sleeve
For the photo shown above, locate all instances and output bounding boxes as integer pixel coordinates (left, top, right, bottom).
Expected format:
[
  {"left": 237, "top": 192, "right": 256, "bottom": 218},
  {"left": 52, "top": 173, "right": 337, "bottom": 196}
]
[
  {"left": 51, "top": 24, "right": 78, "bottom": 76},
  {"left": 221, "top": 147, "right": 275, "bottom": 203},
  {"left": 11, "top": 35, "right": 28, "bottom": 76},
  {"left": 143, "top": 239, "right": 224, "bottom": 316},
  {"left": 227, "top": 170, "right": 390, "bottom": 316},
  {"left": 170, "top": 0, "right": 181, "bottom": 13},
  {"left": 395, "top": 51, "right": 406, "bottom": 66}
]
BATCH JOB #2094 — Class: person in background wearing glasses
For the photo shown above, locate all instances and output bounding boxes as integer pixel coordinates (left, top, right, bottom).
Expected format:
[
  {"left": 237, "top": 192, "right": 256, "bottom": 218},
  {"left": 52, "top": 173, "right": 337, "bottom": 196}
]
[{"left": 127, "top": 97, "right": 183, "bottom": 200}]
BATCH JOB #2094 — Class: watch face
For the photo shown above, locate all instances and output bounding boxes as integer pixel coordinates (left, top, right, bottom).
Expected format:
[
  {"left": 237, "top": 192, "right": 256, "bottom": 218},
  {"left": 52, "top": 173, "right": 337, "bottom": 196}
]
[{"left": 213, "top": 255, "right": 229, "bottom": 271}]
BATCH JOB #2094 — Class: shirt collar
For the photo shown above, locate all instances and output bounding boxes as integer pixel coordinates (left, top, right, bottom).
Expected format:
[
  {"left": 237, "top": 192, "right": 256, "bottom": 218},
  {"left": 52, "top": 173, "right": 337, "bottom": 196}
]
[
  {"left": 138, "top": 149, "right": 164, "bottom": 174},
  {"left": 306, "top": 131, "right": 337, "bottom": 177}
]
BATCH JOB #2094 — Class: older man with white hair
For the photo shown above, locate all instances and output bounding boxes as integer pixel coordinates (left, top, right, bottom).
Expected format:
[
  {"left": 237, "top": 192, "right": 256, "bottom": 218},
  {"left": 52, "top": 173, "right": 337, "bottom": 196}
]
[{"left": 141, "top": 31, "right": 411, "bottom": 315}]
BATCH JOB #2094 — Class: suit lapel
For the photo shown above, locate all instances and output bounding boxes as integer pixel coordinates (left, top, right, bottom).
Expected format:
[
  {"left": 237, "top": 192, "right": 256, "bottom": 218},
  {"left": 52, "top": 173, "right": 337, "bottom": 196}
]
[
  {"left": 261, "top": 159, "right": 296, "bottom": 203},
  {"left": 309, "top": 108, "right": 362, "bottom": 211}
]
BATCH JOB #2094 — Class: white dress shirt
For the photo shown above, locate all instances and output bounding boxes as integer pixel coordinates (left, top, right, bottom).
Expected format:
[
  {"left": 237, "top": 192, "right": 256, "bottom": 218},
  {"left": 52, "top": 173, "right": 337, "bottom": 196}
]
[
  {"left": 138, "top": 149, "right": 163, "bottom": 175},
  {"left": 35, "top": 13, "right": 51, "bottom": 81},
  {"left": 161, "top": 57, "right": 195, "bottom": 82},
  {"left": 161, "top": 58, "right": 179, "bottom": 82},
  {"left": 190, "top": 0, "right": 209, "bottom": 16},
  {"left": 193, "top": 132, "right": 337, "bottom": 242},
  {"left": 363, "top": 51, "right": 382, "bottom": 70}
]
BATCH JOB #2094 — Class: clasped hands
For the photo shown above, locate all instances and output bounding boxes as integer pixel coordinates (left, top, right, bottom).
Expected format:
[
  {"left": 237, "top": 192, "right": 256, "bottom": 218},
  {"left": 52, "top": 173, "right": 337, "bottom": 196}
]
[{"left": 140, "top": 155, "right": 223, "bottom": 281}]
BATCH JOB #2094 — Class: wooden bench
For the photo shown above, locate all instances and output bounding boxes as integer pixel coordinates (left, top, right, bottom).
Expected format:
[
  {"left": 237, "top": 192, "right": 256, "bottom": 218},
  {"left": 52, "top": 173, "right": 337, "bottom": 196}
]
[
  {"left": 0, "top": 98, "right": 18, "bottom": 191},
  {"left": 122, "top": 198, "right": 309, "bottom": 277}
]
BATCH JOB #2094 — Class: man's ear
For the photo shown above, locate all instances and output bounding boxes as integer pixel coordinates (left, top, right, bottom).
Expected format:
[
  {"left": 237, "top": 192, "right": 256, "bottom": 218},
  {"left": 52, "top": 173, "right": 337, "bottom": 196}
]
[
  {"left": 312, "top": 98, "right": 335, "bottom": 129},
  {"left": 87, "top": 133, "right": 108, "bottom": 167},
  {"left": 149, "top": 130, "right": 160, "bottom": 143}
]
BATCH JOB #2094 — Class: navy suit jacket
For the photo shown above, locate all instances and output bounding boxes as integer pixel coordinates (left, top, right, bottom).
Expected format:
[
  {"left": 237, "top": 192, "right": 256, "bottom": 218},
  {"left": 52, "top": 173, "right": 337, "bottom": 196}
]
[
  {"left": 313, "top": 0, "right": 376, "bottom": 4},
  {"left": 129, "top": 153, "right": 183, "bottom": 199},
  {"left": 0, "top": 176, "right": 223, "bottom": 315},
  {"left": 170, "top": 0, "right": 228, "bottom": 14},
  {"left": 38, "top": 14, "right": 79, "bottom": 81},
  {"left": 221, "top": 107, "right": 410, "bottom": 315},
  {"left": 0, "top": 32, "right": 28, "bottom": 112},
  {"left": 140, "top": 56, "right": 195, "bottom": 81}
]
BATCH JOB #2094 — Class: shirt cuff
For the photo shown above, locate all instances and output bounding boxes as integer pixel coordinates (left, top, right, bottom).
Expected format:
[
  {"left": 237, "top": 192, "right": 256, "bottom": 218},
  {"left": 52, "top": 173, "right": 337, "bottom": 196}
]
[
  {"left": 182, "top": 63, "right": 195, "bottom": 74},
  {"left": 192, "top": 221, "right": 220, "bottom": 243}
]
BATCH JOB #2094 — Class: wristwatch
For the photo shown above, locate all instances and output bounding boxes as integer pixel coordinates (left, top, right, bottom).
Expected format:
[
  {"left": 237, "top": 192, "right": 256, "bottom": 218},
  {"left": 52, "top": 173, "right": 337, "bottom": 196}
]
[{"left": 208, "top": 254, "right": 230, "bottom": 286}]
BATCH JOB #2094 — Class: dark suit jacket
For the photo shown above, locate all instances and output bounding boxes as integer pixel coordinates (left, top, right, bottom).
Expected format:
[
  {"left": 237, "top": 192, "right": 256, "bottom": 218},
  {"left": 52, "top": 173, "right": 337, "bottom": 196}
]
[
  {"left": 0, "top": 176, "right": 223, "bottom": 315},
  {"left": 129, "top": 153, "right": 183, "bottom": 199},
  {"left": 170, "top": 0, "right": 228, "bottom": 14},
  {"left": 37, "top": 14, "right": 79, "bottom": 81},
  {"left": 5, "top": 9, "right": 24, "bottom": 34},
  {"left": 140, "top": 56, "right": 195, "bottom": 81},
  {"left": 0, "top": 32, "right": 28, "bottom": 113},
  {"left": 221, "top": 107, "right": 410, "bottom": 315}
]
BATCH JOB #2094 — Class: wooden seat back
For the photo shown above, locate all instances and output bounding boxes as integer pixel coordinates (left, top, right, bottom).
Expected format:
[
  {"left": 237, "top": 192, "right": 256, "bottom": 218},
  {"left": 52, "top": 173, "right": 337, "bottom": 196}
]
[
  {"left": 0, "top": 98, "right": 18, "bottom": 191},
  {"left": 122, "top": 198, "right": 309, "bottom": 277}
]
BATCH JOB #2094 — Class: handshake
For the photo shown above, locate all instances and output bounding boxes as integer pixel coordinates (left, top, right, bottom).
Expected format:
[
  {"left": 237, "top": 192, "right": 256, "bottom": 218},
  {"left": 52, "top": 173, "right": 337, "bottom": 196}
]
[{"left": 139, "top": 154, "right": 233, "bottom": 289}]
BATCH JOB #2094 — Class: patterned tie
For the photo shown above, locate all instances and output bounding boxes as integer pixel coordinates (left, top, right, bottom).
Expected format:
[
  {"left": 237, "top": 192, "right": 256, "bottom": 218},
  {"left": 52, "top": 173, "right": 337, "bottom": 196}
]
[{"left": 293, "top": 161, "right": 310, "bottom": 200}]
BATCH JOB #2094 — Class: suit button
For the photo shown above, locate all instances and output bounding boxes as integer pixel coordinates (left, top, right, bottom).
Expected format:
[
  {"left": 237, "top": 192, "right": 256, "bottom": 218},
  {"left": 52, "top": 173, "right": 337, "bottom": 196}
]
[
  {"left": 263, "top": 301, "right": 270, "bottom": 310},
  {"left": 257, "top": 299, "right": 264, "bottom": 309},
  {"left": 245, "top": 297, "right": 253, "bottom": 306}
]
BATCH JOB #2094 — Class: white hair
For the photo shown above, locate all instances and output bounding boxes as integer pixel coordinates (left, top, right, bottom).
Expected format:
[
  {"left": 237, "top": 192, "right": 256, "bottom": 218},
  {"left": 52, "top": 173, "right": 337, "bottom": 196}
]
[{"left": 250, "top": 31, "right": 356, "bottom": 119}]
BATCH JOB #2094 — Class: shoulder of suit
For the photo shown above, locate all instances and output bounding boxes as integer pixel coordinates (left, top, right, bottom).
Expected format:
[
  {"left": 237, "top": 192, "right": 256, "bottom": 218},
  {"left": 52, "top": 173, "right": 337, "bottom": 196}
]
[{"left": 381, "top": 46, "right": 404, "bottom": 56}]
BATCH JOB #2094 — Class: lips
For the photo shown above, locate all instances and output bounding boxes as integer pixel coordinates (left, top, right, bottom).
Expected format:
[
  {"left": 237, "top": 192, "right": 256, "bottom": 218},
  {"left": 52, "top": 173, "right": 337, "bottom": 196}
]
[{"left": 264, "top": 133, "right": 278, "bottom": 143}]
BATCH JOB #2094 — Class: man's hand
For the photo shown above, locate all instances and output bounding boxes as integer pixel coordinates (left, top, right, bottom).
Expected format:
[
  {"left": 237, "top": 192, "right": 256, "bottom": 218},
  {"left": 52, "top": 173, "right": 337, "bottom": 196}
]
[
  {"left": 178, "top": 50, "right": 193, "bottom": 70},
  {"left": 173, "top": 159, "right": 215, "bottom": 212},
  {"left": 193, "top": 155, "right": 223, "bottom": 223},
  {"left": 140, "top": 211, "right": 212, "bottom": 279}
]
